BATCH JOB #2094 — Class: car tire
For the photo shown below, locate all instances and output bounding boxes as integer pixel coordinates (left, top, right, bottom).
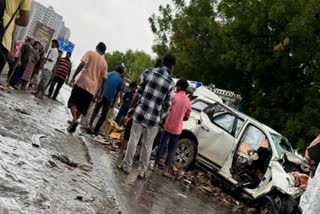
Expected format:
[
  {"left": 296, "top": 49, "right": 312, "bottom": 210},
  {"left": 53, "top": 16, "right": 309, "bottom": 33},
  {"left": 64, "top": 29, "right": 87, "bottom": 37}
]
[
  {"left": 175, "top": 138, "right": 197, "bottom": 170},
  {"left": 258, "top": 195, "right": 280, "bottom": 214},
  {"left": 258, "top": 194, "right": 295, "bottom": 214}
]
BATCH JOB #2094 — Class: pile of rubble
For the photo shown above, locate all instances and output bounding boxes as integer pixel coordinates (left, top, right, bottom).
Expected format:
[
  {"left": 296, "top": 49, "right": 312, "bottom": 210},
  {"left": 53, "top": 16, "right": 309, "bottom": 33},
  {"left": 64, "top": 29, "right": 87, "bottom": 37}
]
[
  {"left": 172, "top": 170, "right": 251, "bottom": 211},
  {"left": 88, "top": 119, "right": 124, "bottom": 150}
]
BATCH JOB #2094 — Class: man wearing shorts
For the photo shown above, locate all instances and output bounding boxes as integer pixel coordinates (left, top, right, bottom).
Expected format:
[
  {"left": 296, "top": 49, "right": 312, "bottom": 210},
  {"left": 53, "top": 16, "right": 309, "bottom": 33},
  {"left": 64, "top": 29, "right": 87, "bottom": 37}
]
[
  {"left": 87, "top": 65, "right": 125, "bottom": 135},
  {"left": 67, "top": 42, "right": 108, "bottom": 133},
  {"left": 35, "top": 39, "right": 59, "bottom": 98}
]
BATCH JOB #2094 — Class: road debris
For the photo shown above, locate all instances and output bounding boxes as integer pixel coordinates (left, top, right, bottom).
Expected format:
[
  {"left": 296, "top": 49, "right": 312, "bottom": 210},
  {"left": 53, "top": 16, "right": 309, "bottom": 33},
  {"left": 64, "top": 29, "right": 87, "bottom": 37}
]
[
  {"left": 15, "top": 108, "right": 31, "bottom": 116},
  {"left": 47, "top": 160, "right": 59, "bottom": 168},
  {"left": 54, "top": 128, "right": 65, "bottom": 133},
  {"left": 183, "top": 179, "right": 192, "bottom": 188},
  {"left": 171, "top": 169, "right": 245, "bottom": 209},
  {"left": 75, "top": 195, "right": 95, "bottom": 202},
  {"left": 79, "top": 164, "right": 93, "bottom": 172},
  {"left": 52, "top": 154, "right": 79, "bottom": 168},
  {"left": 94, "top": 135, "right": 107, "bottom": 144},
  {"left": 82, "top": 179, "right": 102, "bottom": 191},
  {"left": 32, "top": 134, "right": 46, "bottom": 148}
]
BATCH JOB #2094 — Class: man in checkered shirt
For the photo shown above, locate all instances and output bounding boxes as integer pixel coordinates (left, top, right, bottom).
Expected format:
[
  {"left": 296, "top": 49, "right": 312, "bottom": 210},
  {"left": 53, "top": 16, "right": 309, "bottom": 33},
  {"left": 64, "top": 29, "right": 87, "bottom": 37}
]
[{"left": 121, "top": 54, "right": 176, "bottom": 178}]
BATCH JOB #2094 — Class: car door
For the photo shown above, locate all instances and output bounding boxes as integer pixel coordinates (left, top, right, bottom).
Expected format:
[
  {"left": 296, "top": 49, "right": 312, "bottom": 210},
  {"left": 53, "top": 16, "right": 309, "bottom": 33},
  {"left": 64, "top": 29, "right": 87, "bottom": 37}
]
[
  {"left": 196, "top": 104, "right": 240, "bottom": 167},
  {"left": 230, "top": 124, "right": 273, "bottom": 189}
]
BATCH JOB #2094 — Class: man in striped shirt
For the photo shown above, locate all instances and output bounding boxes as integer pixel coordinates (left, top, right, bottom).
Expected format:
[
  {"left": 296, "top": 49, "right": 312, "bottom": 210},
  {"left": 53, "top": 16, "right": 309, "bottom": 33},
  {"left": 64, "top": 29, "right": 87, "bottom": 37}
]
[{"left": 48, "top": 52, "right": 72, "bottom": 100}]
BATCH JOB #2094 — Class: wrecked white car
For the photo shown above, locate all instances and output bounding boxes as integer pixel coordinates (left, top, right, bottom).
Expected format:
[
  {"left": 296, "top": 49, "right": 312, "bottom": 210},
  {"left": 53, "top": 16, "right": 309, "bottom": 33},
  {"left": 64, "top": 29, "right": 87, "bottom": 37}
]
[{"left": 174, "top": 89, "right": 307, "bottom": 213}]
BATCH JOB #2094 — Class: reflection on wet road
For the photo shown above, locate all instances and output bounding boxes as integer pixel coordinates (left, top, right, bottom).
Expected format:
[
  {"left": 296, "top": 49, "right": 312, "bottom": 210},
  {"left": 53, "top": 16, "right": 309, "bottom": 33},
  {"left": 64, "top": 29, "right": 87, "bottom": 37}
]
[{"left": 0, "top": 84, "right": 242, "bottom": 214}]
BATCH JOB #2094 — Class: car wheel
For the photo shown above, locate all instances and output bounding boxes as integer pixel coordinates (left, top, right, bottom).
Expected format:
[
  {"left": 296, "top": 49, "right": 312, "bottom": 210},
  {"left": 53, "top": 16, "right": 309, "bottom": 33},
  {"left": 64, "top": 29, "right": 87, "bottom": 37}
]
[
  {"left": 175, "top": 138, "right": 196, "bottom": 169},
  {"left": 259, "top": 194, "right": 284, "bottom": 214}
]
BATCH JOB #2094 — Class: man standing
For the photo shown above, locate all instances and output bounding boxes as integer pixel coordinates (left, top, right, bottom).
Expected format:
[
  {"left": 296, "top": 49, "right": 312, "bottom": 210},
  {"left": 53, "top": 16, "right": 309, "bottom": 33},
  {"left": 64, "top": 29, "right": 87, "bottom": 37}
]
[
  {"left": 0, "top": 0, "right": 31, "bottom": 77},
  {"left": 8, "top": 37, "right": 34, "bottom": 88},
  {"left": 88, "top": 65, "right": 125, "bottom": 135},
  {"left": 48, "top": 51, "right": 72, "bottom": 100},
  {"left": 121, "top": 54, "right": 176, "bottom": 178},
  {"left": 45, "top": 49, "right": 63, "bottom": 91},
  {"left": 34, "top": 39, "right": 59, "bottom": 98},
  {"left": 67, "top": 42, "right": 108, "bottom": 133},
  {"left": 155, "top": 79, "right": 191, "bottom": 177}
]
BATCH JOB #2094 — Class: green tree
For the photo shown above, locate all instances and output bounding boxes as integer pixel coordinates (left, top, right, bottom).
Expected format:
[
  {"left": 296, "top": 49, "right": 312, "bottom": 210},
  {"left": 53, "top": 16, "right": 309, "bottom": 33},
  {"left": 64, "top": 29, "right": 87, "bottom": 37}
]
[
  {"left": 124, "top": 50, "right": 155, "bottom": 80},
  {"left": 105, "top": 51, "right": 125, "bottom": 72},
  {"left": 105, "top": 50, "right": 154, "bottom": 81},
  {"left": 150, "top": 0, "right": 320, "bottom": 151}
]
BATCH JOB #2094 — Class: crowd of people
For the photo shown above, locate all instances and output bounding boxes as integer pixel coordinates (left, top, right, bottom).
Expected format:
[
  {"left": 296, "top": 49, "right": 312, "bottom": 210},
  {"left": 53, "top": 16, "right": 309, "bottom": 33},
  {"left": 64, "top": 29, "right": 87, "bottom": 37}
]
[
  {"left": 0, "top": 36, "right": 72, "bottom": 100},
  {"left": 0, "top": 0, "right": 71, "bottom": 100},
  {"left": 56, "top": 39, "right": 190, "bottom": 178},
  {"left": 1, "top": 1, "right": 320, "bottom": 213},
  {"left": 65, "top": 42, "right": 191, "bottom": 178}
]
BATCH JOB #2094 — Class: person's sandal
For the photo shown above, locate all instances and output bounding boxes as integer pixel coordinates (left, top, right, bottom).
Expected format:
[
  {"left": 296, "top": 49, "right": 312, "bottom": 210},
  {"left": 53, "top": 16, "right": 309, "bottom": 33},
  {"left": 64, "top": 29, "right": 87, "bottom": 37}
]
[{"left": 67, "top": 121, "right": 78, "bottom": 133}]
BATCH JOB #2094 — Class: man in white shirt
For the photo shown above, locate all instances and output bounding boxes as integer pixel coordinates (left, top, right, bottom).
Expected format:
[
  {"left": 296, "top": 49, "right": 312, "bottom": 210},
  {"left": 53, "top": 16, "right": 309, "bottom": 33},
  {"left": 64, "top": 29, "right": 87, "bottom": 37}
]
[{"left": 35, "top": 39, "right": 59, "bottom": 99}]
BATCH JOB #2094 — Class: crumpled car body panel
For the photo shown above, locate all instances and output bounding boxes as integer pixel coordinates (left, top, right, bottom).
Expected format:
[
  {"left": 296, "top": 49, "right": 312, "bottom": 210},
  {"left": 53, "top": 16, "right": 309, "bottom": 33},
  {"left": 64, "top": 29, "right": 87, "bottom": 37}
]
[{"left": 182, "top": 95, "right": 305, "bottom": 202}]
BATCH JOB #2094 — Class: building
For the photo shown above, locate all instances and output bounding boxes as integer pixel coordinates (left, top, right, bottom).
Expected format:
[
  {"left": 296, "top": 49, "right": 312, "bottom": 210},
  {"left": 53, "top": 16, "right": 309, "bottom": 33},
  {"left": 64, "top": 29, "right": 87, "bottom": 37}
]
[
  {"left": 57, "top": 24, "right": 71, "bottom": 40},
  {"left": 63, "top": 27, "right": 71, "bottom": 40},
  {"left": 15, "top": 1, "right": 71, "bottom": 42}
]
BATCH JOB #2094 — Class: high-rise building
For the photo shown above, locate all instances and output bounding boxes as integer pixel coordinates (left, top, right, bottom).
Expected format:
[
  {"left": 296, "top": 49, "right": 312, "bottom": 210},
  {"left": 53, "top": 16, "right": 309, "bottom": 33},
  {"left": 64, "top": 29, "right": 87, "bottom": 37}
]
[
  {"left": 62, "top": 27, "right": 71, "bottom": 40},
  {"left": 15, "top": 1, "right": 71, "bottom": 41},
  {"left": 56, "top": 22, "right": 71, "bottom": 40}
]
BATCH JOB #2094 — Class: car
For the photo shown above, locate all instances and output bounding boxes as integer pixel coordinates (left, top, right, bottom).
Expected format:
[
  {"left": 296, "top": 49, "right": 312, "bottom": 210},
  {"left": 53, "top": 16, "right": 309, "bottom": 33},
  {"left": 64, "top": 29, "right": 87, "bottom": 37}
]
[{"left": 174, "top": 87, "right": 307, "bottom": 213}]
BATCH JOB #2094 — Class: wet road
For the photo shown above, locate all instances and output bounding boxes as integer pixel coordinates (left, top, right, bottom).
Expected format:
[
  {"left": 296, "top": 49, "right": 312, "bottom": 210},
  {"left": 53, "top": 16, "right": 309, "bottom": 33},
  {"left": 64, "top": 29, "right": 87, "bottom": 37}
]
[{"left": 0, "top": 77, "right": 242, "bottom": 213}]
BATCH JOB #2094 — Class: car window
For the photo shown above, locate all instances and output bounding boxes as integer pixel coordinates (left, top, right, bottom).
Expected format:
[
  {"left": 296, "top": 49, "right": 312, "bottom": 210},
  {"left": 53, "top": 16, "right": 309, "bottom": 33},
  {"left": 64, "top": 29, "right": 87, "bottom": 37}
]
[
  {"left": 213, "top": 113, "right": 235, "bottom": 134},
  {"left": 205, "top": 104, "right": 243, "bottom": 135},
  {"left": 205, "top": 104, "right": 228, "bottom": 118},
  {"left": 240, "top": 125, "right": 267, "bottom": 151},
  {"left": 271, "top": 133, "right": 294, "bottom": 156},
  {"left": 192, "top": 100, "right": 210, "bottom": 111},
  {"left": 235, "top": 119, "right": 245, "bottom": 136}
]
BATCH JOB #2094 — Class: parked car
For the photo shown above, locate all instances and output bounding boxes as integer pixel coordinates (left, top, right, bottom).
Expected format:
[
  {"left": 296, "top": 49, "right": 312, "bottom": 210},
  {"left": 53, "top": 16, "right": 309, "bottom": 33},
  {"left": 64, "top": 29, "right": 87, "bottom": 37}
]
[{"left": 175, "top": 87, "right": 307, "bottom": 213}]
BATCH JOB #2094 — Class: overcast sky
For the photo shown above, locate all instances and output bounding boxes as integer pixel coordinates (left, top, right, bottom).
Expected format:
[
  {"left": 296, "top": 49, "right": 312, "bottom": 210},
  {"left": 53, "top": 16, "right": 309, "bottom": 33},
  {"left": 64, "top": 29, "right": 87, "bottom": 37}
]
[{"left": 39, "top": 0, "right": 170, "bottom": 63}]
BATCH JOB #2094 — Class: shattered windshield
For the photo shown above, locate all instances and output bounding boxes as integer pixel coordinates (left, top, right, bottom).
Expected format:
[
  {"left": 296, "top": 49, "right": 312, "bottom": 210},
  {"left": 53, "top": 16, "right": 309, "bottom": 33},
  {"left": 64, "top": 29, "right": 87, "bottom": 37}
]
[
  {"left": 192, "top": 100, "right": 210, "bottom": 112},
  {"left": 271, "top": 133, "right": 294, "bottom": 156}
]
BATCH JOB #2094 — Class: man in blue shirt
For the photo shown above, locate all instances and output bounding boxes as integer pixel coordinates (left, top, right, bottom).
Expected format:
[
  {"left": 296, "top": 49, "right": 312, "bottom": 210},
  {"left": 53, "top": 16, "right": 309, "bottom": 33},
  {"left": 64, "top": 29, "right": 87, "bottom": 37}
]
[
  {"left": 88, "top": 66, "right": 125, "bottom": 135},
  {"left": 115, "top": 81, "right": 137, "bottom": 124}
]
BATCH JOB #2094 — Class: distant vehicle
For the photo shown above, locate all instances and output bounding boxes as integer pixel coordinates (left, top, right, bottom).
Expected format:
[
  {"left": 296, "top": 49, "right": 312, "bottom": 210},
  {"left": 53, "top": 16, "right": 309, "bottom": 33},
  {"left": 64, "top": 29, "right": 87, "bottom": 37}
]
[{"left": 175, "top": 87, "right": 307, "bottom": 213}]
